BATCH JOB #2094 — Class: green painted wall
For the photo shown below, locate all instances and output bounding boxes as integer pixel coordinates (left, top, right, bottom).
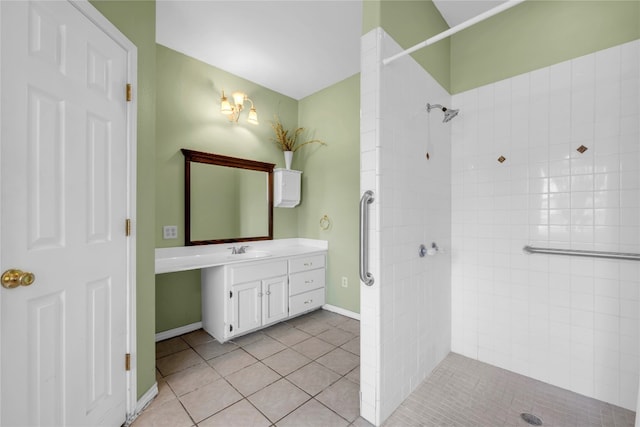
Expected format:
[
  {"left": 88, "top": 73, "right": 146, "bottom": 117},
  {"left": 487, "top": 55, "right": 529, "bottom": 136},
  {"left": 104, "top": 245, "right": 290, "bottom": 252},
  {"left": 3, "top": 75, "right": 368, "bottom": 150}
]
[
  {"left": 155, "top": 45, "right": 299, "bottom": 332},
  {"left": 365, "top": 1, "right": 639, "bottom": 94},
  {"left": 297, "top": 74, "right": 361, "bottom": 313},
  {"left": 89, "top": 0, "right": 157, "bottom": 400},
  {"left": 451, "top": 0, "right": 640, "bottom": 94},
  {"left": 363, "top": 0, "right": 451, "bottom": 91}
]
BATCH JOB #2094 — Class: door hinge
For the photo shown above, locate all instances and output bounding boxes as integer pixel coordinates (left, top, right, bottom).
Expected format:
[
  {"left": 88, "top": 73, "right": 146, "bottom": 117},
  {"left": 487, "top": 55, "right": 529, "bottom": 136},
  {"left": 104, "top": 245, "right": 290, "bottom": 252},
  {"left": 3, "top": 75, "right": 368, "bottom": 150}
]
[
  {"left": 125, "top": 353, "right": 131, "bottom": 371},
  {"left": 125, "top": 219, "right": 132, "bottom": 236},
  {"left": 229, "top": 290, "right": 233, "bottom": 298},
  {"left": 126, "top": 84, "right": 132, "bottom": 102},
  {"left": 229, "top": 325, "right": 233, "bottom": 332}
]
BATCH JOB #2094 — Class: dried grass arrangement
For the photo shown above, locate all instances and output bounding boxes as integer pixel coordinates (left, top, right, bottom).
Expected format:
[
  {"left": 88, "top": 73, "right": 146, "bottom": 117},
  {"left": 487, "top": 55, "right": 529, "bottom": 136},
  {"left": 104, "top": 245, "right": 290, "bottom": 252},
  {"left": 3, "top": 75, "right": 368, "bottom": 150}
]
[{"left": 270, "top": 116, "right": 326, "bottom": 152}]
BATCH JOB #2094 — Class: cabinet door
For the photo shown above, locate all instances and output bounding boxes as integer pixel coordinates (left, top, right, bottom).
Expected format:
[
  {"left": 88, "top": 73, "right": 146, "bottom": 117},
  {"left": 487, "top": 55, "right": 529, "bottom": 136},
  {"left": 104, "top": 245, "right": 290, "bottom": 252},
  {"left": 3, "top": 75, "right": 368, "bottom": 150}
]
[
  {"left": 262, "top": 276, "right": 288, "bottom": 326},
  {"left": 230, "top": 281, "right": 262, "bottom": 336}
]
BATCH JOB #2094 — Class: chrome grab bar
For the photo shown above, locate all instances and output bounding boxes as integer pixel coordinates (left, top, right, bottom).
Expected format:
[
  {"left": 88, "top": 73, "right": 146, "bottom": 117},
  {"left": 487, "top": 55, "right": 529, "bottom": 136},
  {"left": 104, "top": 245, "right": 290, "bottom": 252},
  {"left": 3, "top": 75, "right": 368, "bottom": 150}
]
[
  {"left": 523, "top": 245, "right": 640, "bottom": 261},
  {"left": 359, "top": 190, "right": 375, "bottom": 286}
]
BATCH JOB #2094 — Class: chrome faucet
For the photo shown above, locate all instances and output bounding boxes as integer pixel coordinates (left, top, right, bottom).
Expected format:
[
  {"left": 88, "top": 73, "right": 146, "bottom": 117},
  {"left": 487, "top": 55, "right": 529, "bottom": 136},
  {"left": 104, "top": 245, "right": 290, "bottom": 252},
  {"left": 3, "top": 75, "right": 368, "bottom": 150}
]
[{"left": 229, "top": 245, "right": 250, "bottom": 254}]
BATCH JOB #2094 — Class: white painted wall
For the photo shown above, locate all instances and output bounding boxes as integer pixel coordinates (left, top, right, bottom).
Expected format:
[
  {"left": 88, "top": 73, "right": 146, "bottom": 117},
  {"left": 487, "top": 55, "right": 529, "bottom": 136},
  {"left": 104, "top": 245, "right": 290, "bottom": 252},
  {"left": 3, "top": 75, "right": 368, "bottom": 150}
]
[
  {"left": 360, "top": 28, "right": 452, "bottom": 425},
  {"left": 451, "top": 40, "right": 640, "bottom": 410}
]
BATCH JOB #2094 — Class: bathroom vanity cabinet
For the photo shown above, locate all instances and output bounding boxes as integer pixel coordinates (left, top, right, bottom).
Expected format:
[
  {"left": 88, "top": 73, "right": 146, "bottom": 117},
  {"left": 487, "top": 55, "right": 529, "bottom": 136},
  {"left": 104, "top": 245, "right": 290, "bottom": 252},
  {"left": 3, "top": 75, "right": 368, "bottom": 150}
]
[{"left": 201, "top": 252, "right": 326, "bottom": 342}]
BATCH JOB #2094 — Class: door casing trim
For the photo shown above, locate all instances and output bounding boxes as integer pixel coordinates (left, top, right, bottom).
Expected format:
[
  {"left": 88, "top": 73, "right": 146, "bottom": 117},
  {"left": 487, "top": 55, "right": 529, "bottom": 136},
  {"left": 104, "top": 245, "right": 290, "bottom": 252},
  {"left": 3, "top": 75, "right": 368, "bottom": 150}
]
[{"left": 0, "top": 0, "right": 139, "bottom": 421}]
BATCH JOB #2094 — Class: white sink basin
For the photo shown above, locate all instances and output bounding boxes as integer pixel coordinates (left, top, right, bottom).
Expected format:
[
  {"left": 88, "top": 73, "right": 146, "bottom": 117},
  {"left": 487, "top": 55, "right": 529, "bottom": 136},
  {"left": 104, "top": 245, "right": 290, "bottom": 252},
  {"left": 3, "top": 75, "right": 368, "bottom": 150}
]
[{"left": 227, "top": 251, "right": 272, "bottom": 260}]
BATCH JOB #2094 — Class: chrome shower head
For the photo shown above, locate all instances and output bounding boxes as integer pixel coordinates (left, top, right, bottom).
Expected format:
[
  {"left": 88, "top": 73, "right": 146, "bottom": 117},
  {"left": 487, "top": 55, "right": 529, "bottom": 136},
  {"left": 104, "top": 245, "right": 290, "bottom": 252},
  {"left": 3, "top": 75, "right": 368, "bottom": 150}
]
[
  {"left": 426, "top": 103, "right": 459, "bottom": 123},
  {"left": 443, "top": 108, "right": 459, "bottom": 123}
]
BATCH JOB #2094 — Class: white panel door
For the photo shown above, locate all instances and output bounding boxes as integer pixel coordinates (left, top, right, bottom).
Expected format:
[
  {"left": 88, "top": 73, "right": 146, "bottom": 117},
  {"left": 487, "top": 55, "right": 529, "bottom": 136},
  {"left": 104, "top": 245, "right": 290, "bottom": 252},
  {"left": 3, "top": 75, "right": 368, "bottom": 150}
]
[
  {"left": 262, "top": 276, "right": 288, "bottom": 326},
  {"left": 231, "top": 281, "right": 262, "bottom": 336},
  {"left": 0, "top": 1, "right": 132, "bottom": 425}
]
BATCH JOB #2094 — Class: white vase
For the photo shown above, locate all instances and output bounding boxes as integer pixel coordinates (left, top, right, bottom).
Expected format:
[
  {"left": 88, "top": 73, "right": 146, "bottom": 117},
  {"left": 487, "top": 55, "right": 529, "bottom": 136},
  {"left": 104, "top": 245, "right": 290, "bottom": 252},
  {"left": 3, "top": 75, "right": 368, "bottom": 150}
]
[{"left": 284, "top": 151, "right": 293, "bottom": 169}]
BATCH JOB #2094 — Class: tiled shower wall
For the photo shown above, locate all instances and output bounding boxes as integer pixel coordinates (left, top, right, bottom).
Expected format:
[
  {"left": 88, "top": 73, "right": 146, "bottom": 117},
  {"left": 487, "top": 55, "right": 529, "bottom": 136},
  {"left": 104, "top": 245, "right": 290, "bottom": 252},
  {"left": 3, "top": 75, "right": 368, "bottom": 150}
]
[
  {"left": 451, "top": 40, "right": 640, "bottom": 410},
  {"left": 360, "top": 28, "right": 452, "bottom": 425}
]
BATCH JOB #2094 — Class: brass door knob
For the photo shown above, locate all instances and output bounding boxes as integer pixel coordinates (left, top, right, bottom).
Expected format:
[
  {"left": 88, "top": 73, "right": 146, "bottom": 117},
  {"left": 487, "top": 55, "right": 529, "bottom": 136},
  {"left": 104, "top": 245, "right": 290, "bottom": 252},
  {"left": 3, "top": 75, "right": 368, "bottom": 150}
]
[{"left": 1, "top": 269, "right": 36, "bottom": 289}]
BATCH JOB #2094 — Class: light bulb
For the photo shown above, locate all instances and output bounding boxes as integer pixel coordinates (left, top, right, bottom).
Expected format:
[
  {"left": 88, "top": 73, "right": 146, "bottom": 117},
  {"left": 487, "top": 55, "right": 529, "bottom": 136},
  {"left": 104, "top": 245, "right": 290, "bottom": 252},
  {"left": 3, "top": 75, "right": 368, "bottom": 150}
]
[
  {"left": 247, "top": 107, "right": 259, "bottom": 125},
  {"left": 220, "top": 92, "right": 233, "bottom": 115}
]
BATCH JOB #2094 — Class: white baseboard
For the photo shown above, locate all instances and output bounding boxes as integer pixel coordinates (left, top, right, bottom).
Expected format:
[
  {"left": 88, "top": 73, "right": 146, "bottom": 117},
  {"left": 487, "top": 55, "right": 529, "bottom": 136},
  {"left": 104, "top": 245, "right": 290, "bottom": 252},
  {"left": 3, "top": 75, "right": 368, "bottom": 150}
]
[
  {"left": 155, "top": 322, "right": 203, "bottom": 342},
  {"left": 125, "top": 382, "right": 158, "bottom": 426},
  {"left": 322, "top": 304, "right": 360, "bottom": 320}
]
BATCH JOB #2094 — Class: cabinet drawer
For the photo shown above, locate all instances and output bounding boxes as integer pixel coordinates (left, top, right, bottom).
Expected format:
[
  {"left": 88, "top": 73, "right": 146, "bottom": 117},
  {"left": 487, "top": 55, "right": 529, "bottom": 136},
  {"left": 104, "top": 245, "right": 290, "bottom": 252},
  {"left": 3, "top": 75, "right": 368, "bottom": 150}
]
[
  {"left": 289, "top": 254, "right": 325, "bottom": 274},
  {"left": 229, "top": 260, "right": 287, "bottom": 284},
  {"left": 289, "top": 268, "right": 325, "bottom": 296},
  {"left": 289, "top": 288, "right": 325, "bottom": 317}
]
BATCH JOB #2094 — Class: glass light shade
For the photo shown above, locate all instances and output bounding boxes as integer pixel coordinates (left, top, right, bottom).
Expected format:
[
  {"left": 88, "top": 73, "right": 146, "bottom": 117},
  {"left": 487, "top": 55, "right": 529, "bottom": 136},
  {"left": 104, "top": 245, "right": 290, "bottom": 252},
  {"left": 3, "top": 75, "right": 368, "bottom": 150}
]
[
  {"left": 232, "top": 92, "right": 245, "bottom": 108},
  {"left": 220, "top": 95, "right": 233, "bottom": 115},
  {"left": 247, "top": 107, "right": 259, "bottom": 125}
]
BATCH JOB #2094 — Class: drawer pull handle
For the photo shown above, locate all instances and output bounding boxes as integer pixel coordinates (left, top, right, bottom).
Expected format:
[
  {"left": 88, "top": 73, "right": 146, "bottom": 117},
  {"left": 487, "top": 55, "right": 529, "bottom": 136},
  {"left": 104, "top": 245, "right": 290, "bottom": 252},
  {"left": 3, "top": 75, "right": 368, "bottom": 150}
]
[
  {"left": 258, "top": 292, "right": 263, "bottom": 297},
  {"left": 266, "top": 291, "right": 271, "bottom": 295},
  {"left": 304, "top": 299, "right": 313, "bottom": 304},
  {"left": 304, "top": 280, "right": 314, "bottom": 284},
  {"left": 304, "top": 262, "right": 313, "bottom": 267}
]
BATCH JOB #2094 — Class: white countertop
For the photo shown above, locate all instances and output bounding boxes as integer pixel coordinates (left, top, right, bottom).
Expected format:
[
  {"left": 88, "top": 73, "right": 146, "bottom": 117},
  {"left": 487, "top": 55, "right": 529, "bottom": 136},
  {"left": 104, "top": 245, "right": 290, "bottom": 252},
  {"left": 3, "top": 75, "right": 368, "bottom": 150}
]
[{"left": 155, "top": 238, "right": 328, "bottom": 274}]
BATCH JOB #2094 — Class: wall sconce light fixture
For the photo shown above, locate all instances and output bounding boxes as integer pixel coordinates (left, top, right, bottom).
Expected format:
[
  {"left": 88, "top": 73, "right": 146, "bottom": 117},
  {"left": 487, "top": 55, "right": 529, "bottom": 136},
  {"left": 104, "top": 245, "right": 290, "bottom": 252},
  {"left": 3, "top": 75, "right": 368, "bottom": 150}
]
[{"left": 220, "top": 90, "right": 258, "bottom": 125}]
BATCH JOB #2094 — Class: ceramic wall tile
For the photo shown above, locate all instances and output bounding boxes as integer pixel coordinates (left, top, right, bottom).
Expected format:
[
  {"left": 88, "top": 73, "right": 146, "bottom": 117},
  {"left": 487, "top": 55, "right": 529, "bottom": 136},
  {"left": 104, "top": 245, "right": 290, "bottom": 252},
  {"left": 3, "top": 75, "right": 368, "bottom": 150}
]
[{"left": 451, "top": 40, "right": 640, "bottom": 411}]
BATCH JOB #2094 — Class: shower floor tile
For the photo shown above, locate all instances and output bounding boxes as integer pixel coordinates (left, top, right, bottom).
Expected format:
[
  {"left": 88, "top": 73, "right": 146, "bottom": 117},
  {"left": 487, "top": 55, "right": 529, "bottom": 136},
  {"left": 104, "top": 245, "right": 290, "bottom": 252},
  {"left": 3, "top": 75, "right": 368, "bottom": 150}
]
[{"left": 383, "top": 352, "right": 636, "bottom": 427}]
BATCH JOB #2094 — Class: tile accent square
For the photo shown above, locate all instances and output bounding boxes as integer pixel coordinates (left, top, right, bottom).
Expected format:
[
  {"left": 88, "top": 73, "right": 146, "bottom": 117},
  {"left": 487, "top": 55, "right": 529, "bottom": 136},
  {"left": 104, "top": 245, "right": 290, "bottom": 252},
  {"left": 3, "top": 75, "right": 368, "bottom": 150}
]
[{"left": 248, "top": 379, "right": 310, "bottom": 422}]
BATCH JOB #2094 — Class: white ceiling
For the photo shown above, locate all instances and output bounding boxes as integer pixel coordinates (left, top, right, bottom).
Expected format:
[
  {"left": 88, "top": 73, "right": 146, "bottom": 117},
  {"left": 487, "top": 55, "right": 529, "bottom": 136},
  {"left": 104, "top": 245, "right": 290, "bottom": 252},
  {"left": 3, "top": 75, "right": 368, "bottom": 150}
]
[{"left": 156, "top": 0, "right": 505, "bottom": 100}]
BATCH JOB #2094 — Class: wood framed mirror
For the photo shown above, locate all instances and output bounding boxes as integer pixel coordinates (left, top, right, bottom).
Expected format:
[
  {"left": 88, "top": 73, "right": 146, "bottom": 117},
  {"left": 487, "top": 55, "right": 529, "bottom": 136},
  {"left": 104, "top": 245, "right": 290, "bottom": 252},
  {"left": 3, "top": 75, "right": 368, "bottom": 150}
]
[{"left": 182, "top": 149, "right": 274, "bottom": 245}]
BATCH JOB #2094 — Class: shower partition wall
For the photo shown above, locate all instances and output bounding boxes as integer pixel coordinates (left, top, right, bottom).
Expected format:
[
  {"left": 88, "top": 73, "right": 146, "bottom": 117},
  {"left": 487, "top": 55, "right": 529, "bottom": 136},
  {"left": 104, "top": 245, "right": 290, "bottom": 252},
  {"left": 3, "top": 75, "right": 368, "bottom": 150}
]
[{"left": 360, "top": 28, "right": 452, "bottom": 425}]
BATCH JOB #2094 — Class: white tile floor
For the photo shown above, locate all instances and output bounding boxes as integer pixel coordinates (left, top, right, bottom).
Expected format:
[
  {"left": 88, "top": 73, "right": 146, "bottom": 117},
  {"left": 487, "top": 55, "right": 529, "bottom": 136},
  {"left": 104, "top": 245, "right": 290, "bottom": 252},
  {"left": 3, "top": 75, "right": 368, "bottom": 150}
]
[
  {"left": 134, "top": 309, "right": 636, "bottom": 427},
  {"left": 133, "top": 309, "right": 367, "bottom": 427}
]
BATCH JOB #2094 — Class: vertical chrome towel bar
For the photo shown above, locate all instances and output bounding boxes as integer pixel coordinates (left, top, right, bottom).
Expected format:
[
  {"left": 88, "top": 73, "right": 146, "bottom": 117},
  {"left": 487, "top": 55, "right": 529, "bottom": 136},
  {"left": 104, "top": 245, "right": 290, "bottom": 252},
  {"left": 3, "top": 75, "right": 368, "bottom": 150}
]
[{"left": 359, "top": 190, "right": 375, "bottom": 286}]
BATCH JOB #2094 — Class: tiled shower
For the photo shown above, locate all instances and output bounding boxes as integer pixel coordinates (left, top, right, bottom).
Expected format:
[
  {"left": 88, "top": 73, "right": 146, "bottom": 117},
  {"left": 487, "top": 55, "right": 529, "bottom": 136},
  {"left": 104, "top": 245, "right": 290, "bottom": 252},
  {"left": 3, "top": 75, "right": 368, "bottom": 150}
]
[
  {"left": 360, "top": 27, "right": 639, "bottom": 425},
  {"left": 451, "top": 40, "right": 640, "bottom": 410}
]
